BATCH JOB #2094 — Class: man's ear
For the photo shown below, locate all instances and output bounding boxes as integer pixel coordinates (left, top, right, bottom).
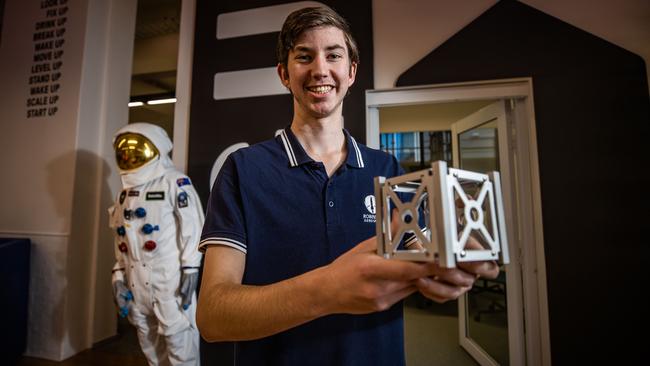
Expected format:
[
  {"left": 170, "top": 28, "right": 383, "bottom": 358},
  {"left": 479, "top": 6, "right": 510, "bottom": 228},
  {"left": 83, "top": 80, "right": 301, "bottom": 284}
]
[
  {"left": 348, "top": 62, "right": 358, "bottom": 87},
  {"left": 277, "top": 63, "right": 290, "bottom": 89}
]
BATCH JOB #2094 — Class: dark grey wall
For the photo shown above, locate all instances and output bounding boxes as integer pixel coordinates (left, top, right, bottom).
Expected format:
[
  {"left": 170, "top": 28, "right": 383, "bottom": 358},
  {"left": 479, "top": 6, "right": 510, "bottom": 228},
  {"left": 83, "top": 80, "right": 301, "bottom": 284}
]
[{"left": 397, "top": 0, "right": 649, "bottom": 364}]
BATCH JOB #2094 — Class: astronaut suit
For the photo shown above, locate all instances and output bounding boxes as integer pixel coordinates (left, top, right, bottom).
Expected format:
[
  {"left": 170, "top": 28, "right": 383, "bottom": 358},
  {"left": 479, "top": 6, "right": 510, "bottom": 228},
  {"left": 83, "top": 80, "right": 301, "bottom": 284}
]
[{"left": 109, "top": 123, "right": 203, "bottom": 365}]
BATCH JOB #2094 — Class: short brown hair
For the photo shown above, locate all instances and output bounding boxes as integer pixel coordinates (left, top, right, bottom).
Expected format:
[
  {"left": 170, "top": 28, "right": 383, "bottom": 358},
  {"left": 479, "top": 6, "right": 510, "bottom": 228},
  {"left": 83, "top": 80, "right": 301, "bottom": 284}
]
[{"left": 277, "top": 6, "right": 360, "bottom": 68}]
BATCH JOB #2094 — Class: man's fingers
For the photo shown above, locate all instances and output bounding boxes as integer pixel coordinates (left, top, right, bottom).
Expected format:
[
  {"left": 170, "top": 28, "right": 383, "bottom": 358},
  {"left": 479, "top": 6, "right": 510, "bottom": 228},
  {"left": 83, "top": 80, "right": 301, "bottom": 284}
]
[
  {"left": 416, "top": 277, "right": 471, "bottom": 303},
  {"left": 381, "top": 284, "right": 418, "bottom": 308},
  {"left": 424, "top": 264, "right": 476, "bottom": 287},
  {"left": 464, "top": 234, "right": 484, "bottom": 250},
  {"left": 458, "top": 260, "right": 499, "bottom": 279},
  {"left": 368, "top": 257, "right": 430, "bottom": 281}
]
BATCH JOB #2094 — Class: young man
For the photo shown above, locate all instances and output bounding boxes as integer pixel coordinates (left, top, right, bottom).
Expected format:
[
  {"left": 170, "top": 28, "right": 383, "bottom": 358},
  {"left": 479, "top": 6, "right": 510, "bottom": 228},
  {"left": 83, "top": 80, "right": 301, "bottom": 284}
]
[{"left": 197, "top": 7, "right": 498, "bottom": 365}]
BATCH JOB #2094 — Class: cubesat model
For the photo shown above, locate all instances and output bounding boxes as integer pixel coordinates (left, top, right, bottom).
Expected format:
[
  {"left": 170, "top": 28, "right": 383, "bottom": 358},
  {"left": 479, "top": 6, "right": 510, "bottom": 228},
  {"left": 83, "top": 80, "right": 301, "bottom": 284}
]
[{"left": 374, "top": 161, "right": 509, "bottom": 267}]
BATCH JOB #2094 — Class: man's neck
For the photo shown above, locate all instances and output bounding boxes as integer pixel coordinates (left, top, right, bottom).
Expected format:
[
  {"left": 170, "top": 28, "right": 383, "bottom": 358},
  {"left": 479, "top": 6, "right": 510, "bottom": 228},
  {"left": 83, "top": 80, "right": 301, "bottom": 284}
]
[{"left": 290, "top": 114, "right": 347, "bottom": 177}]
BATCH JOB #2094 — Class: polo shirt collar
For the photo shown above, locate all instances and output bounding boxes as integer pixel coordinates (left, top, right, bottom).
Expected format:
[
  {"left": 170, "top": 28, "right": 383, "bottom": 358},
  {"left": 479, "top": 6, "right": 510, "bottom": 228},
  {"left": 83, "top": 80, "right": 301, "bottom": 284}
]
[{"left": 279, "top": 127, "right": 365, "bottom": 169}]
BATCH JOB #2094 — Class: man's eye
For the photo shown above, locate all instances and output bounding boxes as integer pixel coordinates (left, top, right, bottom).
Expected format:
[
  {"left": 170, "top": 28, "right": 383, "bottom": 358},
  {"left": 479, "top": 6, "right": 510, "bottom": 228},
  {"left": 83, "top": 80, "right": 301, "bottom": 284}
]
[
  {"left": 295, "top": 55, "right": 311, "bottom": 61},
  {"left": 328, "top": 54, "right": 343, "bottom": 60}
]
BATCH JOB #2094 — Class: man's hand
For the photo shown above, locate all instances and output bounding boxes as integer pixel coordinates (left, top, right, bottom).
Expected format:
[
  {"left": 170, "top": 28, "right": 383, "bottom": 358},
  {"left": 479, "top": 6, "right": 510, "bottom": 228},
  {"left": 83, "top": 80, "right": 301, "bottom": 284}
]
[
  {"left": 318, "top": 236, "right": 429, "bottom": 314},
  {"left": 112, "top": 280, "right": 133, "bottom": 317},
  {"left": 416, "top": 234, "right": 499, "bottom": 303},
  {"left": 457, "top": 235, "right": 500, "bottom": 279},
  {"left": 180, "top": 271, "right": 199, "bottom": 310}
]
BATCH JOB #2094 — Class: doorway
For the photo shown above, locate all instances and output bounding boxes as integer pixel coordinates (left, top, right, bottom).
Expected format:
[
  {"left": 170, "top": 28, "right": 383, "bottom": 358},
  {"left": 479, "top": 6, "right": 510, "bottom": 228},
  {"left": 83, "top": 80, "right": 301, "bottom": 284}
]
[{"left": 366, "top": 79, "right": 550, "bottom": 365}]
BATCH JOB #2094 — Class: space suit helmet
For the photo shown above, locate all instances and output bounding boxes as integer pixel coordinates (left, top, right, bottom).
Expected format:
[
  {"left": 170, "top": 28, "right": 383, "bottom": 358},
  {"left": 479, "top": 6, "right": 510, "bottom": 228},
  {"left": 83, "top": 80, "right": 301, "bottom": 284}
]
[{"left": 113, "top": 131, "right": 160, "bottom": 171}]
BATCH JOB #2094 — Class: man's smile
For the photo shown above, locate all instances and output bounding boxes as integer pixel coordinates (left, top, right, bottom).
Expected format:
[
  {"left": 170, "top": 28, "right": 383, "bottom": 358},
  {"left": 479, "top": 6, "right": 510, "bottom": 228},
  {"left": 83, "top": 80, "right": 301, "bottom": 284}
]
[{"left": 306, "top": 85, "right": 334, "bottom": 94}]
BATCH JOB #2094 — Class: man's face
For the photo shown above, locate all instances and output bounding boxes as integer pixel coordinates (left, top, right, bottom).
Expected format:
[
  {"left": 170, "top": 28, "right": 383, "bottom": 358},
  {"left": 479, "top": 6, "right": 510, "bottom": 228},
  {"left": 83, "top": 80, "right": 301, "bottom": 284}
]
[{"left": 278, "top": 26, "right": 357, "bottom": 120}]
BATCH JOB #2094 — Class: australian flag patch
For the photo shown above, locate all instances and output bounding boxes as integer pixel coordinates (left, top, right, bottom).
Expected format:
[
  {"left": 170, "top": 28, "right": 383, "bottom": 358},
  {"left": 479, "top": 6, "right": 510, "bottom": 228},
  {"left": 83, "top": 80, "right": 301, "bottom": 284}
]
[{"left": 177, "top": 177, "right": 191, "bottom": 187}]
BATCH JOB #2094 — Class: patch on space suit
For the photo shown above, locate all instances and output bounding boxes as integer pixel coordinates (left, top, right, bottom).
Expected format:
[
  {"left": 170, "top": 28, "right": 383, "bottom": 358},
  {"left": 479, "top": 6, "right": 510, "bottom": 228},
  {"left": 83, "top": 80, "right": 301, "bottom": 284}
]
[
  {"left": 178, "top": 192, "right": 188, "bottom": 208},
  {"left": 146, "top": 191, "right": 165, "bottom": 200},
  {"left": 128, "top": 190, "right": 139, "bottom": 197},
  {"left": 119, "top": 190, "right": 126, "bottom": 204},
  {"left": 177, "top": 177, "right": 191, "bottom": 187}
]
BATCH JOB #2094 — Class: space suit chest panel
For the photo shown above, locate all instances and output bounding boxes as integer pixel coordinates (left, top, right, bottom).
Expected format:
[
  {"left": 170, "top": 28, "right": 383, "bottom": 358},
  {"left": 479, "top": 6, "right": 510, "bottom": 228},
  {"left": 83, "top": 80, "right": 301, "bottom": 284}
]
[
  {"left": 113, "top": 177, "right": 177, "bottom": 259},
  {"left": 118, "top": 181, "right": 171, "bottom": 221}
]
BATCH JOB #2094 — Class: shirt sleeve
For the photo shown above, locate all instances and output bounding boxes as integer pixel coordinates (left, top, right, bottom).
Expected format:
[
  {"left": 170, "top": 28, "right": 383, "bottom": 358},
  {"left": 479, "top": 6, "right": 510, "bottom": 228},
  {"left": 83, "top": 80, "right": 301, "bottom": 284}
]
[
  {"left": 172, "top": 175, "right": 205, "bottom": 271},
  {"left": 199, "top": 154, "right": 247, "bottom": 254}
]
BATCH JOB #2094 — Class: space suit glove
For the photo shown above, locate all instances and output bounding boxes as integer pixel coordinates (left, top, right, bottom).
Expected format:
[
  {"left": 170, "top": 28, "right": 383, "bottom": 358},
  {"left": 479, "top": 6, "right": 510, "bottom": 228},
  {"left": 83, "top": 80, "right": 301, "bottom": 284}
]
[
  {"left": 180, "top": 270, "right": 199, "bottom": 311},
  {"left": 113, "top": 280, "right": 133, "bottom": 318}
]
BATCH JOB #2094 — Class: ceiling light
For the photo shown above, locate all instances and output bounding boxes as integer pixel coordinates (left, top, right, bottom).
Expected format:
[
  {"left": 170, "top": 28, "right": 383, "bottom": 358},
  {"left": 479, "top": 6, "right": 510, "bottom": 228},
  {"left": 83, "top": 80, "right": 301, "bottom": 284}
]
[
  {"left": 128, "top": 101, "right": 144, "bottom": 107},
  {"left": 147, "top": 98, "right": 177, "bottom": 105}
]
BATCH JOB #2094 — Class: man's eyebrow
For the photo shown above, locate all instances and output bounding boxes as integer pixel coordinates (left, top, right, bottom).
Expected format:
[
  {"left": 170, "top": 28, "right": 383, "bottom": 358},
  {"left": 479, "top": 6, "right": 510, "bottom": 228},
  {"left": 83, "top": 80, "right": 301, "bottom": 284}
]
[
  {"left": 293, "top": 45, "right": 313, "bottom": 53},
  {"left": 293, "top": 44, "right": 346, "bottom": 52},
  {"left": 326, "top": 44, "right": 346, "bottom": 52}
]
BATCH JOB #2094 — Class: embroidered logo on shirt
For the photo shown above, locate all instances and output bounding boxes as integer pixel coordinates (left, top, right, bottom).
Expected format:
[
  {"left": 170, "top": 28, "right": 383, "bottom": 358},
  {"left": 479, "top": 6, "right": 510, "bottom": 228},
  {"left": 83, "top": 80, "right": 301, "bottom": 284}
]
[
  {"left": 128, "top": 190, "right": 139, "bottom": 197},
  {"left": 363, "top": 195, "right": 376, "bottom": 223},
  {"left": 146, "top": 191, "right": 165, "bottom": 200}
]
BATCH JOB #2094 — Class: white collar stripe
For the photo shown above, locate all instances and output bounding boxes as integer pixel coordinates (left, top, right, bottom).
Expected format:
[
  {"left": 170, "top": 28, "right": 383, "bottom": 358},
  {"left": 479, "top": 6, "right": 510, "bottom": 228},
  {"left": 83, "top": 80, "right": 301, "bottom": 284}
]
[
  {"left": 350, "top": 136, "right": 364, "bottom": 168},
  {"left": 280, "top": 130, "right": 298, "bottom": 167}
]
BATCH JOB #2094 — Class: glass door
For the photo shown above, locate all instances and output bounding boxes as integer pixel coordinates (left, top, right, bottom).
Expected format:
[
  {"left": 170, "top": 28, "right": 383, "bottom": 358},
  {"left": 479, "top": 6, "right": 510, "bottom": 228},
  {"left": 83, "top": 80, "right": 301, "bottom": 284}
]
[{"left": 451, "top": 100, "right": 516, "bottom": 365}]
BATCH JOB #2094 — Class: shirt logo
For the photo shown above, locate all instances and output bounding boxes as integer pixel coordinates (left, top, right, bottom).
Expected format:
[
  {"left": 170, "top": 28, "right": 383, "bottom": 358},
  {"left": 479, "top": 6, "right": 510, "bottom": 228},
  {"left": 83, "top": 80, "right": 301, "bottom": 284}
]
[
  {"left": 363, "top": 195, "right": 376, "bottom": 223},
  {"left": 364, "top": 195, "right": 376, "bottom": 214}
]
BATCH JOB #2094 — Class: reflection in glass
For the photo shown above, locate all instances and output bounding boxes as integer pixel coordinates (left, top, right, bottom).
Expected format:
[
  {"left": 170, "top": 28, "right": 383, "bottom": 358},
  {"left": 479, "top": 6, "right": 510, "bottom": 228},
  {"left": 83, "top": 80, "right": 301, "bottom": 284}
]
[
  {"left": 459, "top": 119, "right": 509, "bottom": 365},
  {"left": 458, "top": 119, "right": 499, "bottom": 172}
]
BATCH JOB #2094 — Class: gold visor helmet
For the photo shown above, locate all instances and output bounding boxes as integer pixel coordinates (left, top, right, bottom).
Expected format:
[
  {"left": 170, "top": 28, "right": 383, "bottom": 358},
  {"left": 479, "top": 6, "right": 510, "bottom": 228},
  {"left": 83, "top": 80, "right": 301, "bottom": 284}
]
[{"left": 114, "top": 132, "right": 159, "bottom": 171}]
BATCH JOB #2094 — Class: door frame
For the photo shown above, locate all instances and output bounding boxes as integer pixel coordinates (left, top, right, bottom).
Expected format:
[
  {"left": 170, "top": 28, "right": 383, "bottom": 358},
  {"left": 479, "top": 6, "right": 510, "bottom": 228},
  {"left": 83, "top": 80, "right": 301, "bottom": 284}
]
[{"left": 365, "top": 78, "right": 551, "bottom": 366}]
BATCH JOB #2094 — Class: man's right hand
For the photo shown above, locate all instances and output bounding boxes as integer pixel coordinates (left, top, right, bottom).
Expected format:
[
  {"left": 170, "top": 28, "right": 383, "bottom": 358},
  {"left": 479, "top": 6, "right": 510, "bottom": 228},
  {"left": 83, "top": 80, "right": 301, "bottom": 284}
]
[
  {"left": 317, "top": 236, "right": 428, "bottom": 314},
  {"left": 112, "top": 280, "right": 133, "bottom": 317}
]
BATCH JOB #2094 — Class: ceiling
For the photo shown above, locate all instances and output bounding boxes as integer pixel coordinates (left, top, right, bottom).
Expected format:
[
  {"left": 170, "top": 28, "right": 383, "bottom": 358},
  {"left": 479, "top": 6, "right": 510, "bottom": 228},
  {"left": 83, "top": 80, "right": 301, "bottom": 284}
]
[
  {"left": 128, "top": 0, "right": 181, "bottom": 136},
  {"left": 134, "top": 0, "right": 181, "bottom": 41},
  {"left": 130, "top": 0, "right": 181, "bottom": 99}
]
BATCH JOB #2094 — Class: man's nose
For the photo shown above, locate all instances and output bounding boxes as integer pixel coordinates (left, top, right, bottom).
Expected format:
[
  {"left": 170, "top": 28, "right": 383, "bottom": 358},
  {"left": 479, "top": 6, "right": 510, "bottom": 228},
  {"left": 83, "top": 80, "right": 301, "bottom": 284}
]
[{"left": 311, "top": 55, "right": 329, "bottom": 79}]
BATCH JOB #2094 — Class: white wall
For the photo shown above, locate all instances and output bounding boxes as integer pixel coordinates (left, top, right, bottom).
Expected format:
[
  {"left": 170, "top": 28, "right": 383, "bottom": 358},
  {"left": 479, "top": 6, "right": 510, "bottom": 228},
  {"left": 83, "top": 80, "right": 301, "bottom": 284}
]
[
  {"left": 0, "top": 0, "right": 135, "bottom": 360},
  {"left": 0, "top": 0, "right": 87, "bottom": 359},
  {"left": 372, "top": 0, "right": 650, "bottom": 89}
]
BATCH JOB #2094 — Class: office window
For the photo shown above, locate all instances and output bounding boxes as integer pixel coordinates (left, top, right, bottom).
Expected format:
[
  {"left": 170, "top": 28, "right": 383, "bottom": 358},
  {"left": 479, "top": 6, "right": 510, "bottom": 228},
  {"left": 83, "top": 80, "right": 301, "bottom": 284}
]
[{"left": 380, "top": 130, "right": 452, "bottom": 172}]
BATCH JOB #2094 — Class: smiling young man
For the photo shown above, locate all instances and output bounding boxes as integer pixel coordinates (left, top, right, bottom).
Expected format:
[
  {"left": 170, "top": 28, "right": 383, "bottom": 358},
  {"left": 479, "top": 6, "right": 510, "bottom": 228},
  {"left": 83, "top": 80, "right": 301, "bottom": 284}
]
[{"left": 197, "top": 7, "right": 498, "bottom": 366}]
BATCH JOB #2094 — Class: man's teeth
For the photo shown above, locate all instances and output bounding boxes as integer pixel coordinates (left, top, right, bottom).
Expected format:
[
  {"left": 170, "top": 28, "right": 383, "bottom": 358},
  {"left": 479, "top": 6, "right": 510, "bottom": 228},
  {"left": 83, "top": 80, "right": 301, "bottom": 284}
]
[{"left": 308, "top": 86, "right": 333, "bottom": 94}]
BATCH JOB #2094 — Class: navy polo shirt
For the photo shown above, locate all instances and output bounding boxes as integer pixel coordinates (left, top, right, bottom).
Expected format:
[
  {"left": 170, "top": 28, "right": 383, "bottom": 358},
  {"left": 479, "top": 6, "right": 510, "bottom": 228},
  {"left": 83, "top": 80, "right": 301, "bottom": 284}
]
[{"left": 200, "top": 127, "right": 405, "bottom": 366}]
